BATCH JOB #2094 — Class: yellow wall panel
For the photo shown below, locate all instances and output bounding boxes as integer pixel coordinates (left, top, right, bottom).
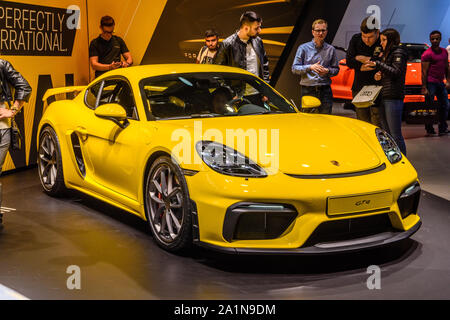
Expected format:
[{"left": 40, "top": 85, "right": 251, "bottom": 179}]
[
  {"left": 1, "top": 0, "right": 166, "bottom": 173},
  {"left": 1, "top": 0, "right": 89, "bottom": 172},
  {"left": 87, "top": 0, "right": 167, "bottom": 81}
]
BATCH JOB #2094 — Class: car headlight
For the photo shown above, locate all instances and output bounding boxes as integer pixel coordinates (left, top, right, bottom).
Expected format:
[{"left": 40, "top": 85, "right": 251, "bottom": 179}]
[
  {"left": 376, "top": 128, "right": 402, "bottom": 164},
  {"left": 196, "top": 141, "right": 267, "bottom": 178}
]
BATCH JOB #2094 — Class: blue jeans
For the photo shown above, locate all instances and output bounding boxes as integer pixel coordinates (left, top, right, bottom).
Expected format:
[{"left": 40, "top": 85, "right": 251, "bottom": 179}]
[
  {"left": 300, "top": 85, "right": 333, "bottom": 114},
  {"left": 424, "top": 82, "right": 449, "bottom": 133},
  {"left": 383, "top": 100, "right": 407, "bottom": 155}
]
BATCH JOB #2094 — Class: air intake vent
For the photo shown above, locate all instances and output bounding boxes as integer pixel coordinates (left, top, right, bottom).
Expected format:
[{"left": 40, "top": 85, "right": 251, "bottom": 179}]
[
  {"left": 398, "top": 182, "right": 421, "bottom": 219},
  {"left": 70, "top": 132, "right": 86, "bottom": 177},
  {"left": 302, "top": 214, "right": 394, "bottom": 248},
  {"left": 223, "top": 203, "right": 298, "bottom": 242}
]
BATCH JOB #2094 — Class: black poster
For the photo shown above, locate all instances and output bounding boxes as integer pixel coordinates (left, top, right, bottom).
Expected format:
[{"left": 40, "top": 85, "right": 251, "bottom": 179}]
[
  {"left": 141, "top": 0, "right": 305, "bottom": 75},
  {"left": 0, "top": 1, "right": 78, "bottom": 56}
]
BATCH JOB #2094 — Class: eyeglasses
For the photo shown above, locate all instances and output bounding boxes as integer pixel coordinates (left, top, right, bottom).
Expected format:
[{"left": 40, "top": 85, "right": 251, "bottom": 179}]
[{"left": 313, "top": 29, "right": 327, "bottom": 33}]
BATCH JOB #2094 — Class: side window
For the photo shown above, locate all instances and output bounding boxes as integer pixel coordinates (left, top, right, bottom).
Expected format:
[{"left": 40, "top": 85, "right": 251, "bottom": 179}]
[
  {"left": 98, "top": 79, "right": 138, "bottom": 120},
  {"left": 85, "top": 82, "right": 102, "bottom": 110}
]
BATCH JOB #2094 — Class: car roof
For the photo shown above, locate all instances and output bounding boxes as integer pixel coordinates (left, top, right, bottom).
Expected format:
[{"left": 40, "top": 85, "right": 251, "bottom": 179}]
[{"left": 95, "top": 64, "right": 256, "bottom": 83}]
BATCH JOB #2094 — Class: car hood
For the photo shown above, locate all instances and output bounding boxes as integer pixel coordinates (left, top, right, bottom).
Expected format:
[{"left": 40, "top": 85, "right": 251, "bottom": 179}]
[{"left": 158, "top": 113, "right": 382, "bottom": 175}]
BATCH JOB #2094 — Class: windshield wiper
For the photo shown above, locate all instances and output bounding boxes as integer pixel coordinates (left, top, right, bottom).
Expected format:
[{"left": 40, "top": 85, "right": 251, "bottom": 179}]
[
  {"left": 241, "top": 110, "right": 285, "bottom": 116},
  {"left": 158, "top": 114, "right": 221, "bottom": 120},
  {"left": 189, "top": 113, "right": 218, "bottom": 118}
]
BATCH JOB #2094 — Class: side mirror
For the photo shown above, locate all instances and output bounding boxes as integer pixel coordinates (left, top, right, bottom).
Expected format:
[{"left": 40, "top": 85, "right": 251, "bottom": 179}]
[
  {"left": 95, "top": 103, "right": 129, "bottom": 129},
  {"left": 301, "top": 96, "right": 321, "bottom": 110}
]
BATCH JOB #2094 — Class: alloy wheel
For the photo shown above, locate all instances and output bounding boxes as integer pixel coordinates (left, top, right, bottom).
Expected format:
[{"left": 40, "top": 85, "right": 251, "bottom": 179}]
[
  {"left": 147, "top": 164, "right": 185, "bottom": 243},
  {"left": 38, "top": 132, "right": 58, "bottom": 190}
]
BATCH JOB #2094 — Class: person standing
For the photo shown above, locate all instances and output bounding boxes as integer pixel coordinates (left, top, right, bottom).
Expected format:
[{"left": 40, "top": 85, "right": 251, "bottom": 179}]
[
  {"left": 365, "top": 29, "right": 407, "bottom": 154},
  {"left": 346, "top": 17, "right": 385, "bottom": 127},
  {"left": 89, "top": 16, "right": 133, "bottom": 78},
  {"left": 197, "top": 29, "right": 221, "bottom": 64},
  {"left": 0, "top": 59, "right": 32, "bottom": 230},
  {"left": 0, "top": 60, "right": 32, "bottom": 174},
  {"left": 215, "top": 11, "right": 269, "bottom": 82},
  {"left": 421, "top": 30, "right": 449, "bottom": 136},
  {"left": 292, "top": 19, "right": 339, "bottom": 114}
]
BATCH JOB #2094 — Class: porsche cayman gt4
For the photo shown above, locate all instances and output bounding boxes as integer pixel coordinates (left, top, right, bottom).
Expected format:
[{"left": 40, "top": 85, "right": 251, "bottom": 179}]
[{"left": 38, "top": 64, "right": 421, "bottom": 254}]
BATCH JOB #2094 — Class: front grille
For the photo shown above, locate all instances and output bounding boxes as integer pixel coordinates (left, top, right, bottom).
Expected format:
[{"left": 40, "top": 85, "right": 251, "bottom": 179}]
[
  {"left": 302, "top": 214, "right": 394, "bottom": 248},
  {"left": 404, "top": 85, "right": 422, "bottom": 95},
  {"left": 223, "top": 203, "right": 298, "bottom": 242}
]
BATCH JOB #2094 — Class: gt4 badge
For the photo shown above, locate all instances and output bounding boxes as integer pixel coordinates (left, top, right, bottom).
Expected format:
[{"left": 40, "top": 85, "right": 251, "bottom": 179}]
[{"left": 356, "top": 200, "right": 371, "bottom": 206}]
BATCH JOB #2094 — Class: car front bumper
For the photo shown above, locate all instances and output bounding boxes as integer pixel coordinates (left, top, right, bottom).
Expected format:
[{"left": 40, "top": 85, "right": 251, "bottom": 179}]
[
  {"left": 185, "top": 158, "right": 422, "bottom": 254},
  {"left": 195, "top": 220, "right": 421, "bottom": 255}
]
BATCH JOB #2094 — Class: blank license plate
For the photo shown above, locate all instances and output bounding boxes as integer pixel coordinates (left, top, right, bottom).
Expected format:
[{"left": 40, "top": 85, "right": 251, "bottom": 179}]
[{"left": 327, "top": 191, "right": 393, "bottom": 216}]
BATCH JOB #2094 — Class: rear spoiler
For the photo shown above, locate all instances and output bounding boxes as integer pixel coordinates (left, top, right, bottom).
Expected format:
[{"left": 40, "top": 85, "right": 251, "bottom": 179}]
[{"left": 42, "top": 86, "right": 87, "bottom": 102}]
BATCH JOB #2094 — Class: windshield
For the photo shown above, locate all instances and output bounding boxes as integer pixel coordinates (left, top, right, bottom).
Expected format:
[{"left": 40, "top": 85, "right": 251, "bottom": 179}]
[
  {"left": 140, "top": 72, "right": 296, "bottom": 120},
  {"left": 402, "top": 44, "right": 427, "bottom": 63}
]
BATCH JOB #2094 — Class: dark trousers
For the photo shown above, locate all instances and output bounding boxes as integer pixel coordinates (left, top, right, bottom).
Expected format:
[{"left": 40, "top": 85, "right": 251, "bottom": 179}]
[
  {"left": 352, "top": 90, "right": 387, "bottom": 129},
  {"left": 300, "top": 85, "right": 333, "bottom": 114},
  {"left": 424, "top": 82, "right": 449, "bottom": 133}
]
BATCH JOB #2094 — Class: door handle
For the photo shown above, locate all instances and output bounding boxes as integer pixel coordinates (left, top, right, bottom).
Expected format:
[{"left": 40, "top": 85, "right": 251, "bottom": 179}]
[{"left": 75, "top": 127, "right": 88, "bottom": 141}]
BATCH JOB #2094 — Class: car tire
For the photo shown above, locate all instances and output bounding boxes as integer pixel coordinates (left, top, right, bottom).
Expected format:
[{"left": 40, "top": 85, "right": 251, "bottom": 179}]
[
  {"left": 38, "top": 126, "right": 67, "bottom": 197},
  {"left": 144, "top": 156, "right": 192, "bottom": 252}
]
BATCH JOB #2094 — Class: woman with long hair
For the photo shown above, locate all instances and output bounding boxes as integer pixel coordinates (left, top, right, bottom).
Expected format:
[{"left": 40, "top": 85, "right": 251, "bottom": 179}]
[{"left": 365, "top": 28, "right": 408, "bottom": 155}]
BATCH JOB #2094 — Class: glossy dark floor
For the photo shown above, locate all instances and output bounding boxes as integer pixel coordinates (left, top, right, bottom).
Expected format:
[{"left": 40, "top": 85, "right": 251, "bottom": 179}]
[{"left": 0, "top": 123, "right": 449, "bottom": 300}]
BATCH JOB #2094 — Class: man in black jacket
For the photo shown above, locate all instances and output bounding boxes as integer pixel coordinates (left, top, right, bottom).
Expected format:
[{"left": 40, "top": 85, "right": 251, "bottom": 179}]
[
  {"left": 215, "top": 11, "right": 269, "bottom": 83},
  {"left": 0, "top": 59, "right": 31, "bottom": 230},
  {"left": 365, "top": 29, "right": 408, "bottom": 154},
  {"left": 346, "top": 17, "right": 385, "bottom": 128},
  {"left": 0, "top": 59, "right": 32, "bottom": 174}
]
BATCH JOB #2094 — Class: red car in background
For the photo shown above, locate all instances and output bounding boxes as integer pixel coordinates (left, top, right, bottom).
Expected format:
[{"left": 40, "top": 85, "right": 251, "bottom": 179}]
[{"left": 331, "top": 43, "right": 450, "bottom": 123}]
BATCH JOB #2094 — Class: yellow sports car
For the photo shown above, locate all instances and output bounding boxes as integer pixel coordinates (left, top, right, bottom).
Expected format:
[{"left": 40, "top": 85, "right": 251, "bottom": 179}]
[{"left": 38, "top": 64, "right": 421, "bottom": 254}]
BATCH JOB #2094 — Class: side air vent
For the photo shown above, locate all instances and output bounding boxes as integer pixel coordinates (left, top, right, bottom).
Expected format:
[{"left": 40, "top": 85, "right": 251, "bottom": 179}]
[{"left": 70, "top": 132, "right": 86, "bottom": 177}]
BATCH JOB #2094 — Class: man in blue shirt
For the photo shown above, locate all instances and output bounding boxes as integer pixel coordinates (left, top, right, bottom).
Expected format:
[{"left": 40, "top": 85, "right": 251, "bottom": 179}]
[{"left": 292, "top": 19, "right": 339, "bottom": 114}]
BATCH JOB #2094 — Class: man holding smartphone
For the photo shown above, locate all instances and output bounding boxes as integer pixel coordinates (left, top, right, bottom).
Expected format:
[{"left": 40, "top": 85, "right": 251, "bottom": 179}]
[
  {"left": 89, "top": 16, "right": 133, "bottom": 78},
  {"left": 346, "top": 17, "right": 384, "bottom": 127}
]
